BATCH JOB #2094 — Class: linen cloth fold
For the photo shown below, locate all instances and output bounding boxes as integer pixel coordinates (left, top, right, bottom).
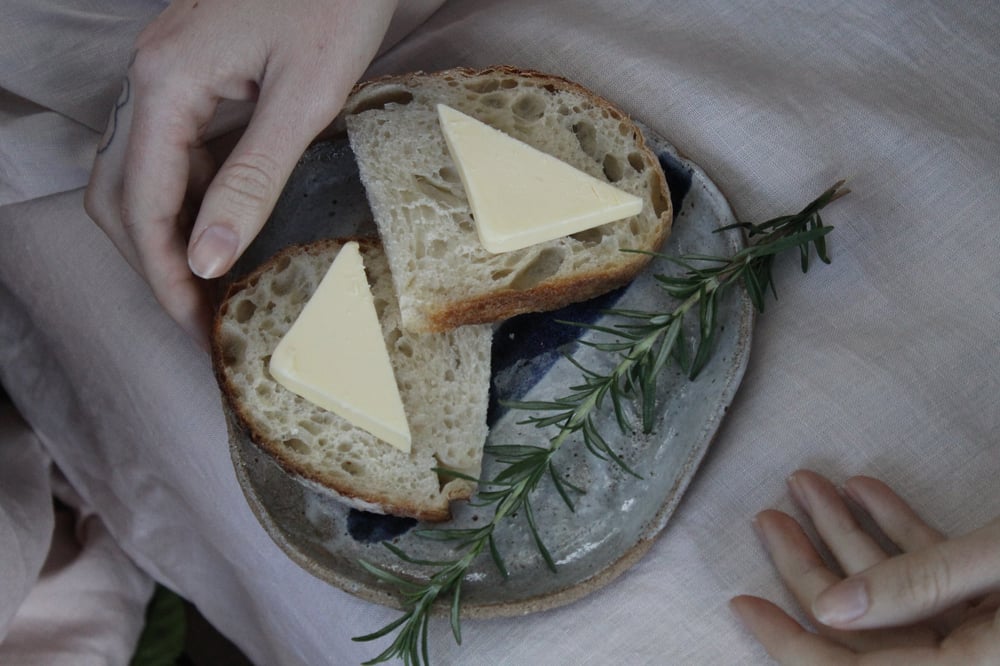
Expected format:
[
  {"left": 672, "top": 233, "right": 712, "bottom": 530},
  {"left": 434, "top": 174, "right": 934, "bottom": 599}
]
[{"left": 1, "top": 1, "right": 998, "bottom": 664}]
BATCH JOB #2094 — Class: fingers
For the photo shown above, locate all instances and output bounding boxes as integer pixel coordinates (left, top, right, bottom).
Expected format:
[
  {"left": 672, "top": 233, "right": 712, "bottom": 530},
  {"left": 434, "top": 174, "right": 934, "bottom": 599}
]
[
  {"left": 86, "top": 0, "right": 398, "bottom": 346},
  {"left": 814, "top": 515, "right": 1000, "bottom": 630},
  {"left": 185, "top": 82, "right": 330, "bottom": 279},
  {"left": 787, "top": 470, "right": 887, "bottom": 575},
  {"left": 755, "top": 510, "right": 843, "bottom": 616},
  {"left": 842, "top": 476, "right": 945, "bottom": 552},
  {"left": 730, "top": 595, "right": 856, "bottom": 665},
  {"left": 185, "top": 2, "right": 397, "bottom": 280}
]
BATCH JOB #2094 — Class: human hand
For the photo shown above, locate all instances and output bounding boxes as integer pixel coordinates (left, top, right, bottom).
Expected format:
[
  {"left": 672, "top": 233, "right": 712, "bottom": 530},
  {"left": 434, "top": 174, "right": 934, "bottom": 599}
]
[
  {"left": 731, "top": 469, "right": 1000, "bottom": 664},
  {"left": 84, "top": 0, "right": 399, "bottom": 349}
]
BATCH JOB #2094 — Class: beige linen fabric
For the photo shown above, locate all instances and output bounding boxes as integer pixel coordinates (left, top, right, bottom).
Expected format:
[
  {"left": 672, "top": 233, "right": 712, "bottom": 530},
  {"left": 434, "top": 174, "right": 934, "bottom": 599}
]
[{"left": 1, "top": 1, "right": 999, "bottom": 664}]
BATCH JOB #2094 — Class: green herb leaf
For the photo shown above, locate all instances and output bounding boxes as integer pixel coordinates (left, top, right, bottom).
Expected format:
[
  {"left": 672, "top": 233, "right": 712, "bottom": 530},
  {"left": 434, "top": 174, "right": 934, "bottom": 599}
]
[{"left": 354, "top": 181, "right": 848, "bottom": 666}]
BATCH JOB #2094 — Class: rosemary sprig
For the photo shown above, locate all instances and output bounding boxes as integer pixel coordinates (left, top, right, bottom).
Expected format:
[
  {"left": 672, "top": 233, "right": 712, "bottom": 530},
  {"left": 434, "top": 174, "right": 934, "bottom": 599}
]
[{"left": 354, "top": 181, "right": 849, "bottom": 665}]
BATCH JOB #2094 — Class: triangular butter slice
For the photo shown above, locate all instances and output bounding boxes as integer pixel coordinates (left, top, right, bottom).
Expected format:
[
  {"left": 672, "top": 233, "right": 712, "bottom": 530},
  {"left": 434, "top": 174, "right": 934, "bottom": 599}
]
[
  {"left": 437, "top": 104, "right": 644, "bottom": 253},
  {"left": 268, "top": 241, "right": 411, "bottom": 452}
]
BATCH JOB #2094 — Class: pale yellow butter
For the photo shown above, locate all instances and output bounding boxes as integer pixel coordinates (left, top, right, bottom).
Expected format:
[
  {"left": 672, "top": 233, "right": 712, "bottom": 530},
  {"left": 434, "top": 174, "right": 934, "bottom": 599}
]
[
  {"left": 268, "top": 241, "right": 411, "bottom": 452},
  {"left": 437, "top": 104, "right": 643, "bottom": 253}
]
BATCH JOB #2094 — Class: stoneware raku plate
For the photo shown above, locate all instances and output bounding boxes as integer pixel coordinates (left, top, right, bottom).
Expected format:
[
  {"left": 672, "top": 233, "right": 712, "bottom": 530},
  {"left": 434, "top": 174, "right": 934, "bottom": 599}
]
[{"left": 227, "top": 122, "right": 754, "bottom": 618}]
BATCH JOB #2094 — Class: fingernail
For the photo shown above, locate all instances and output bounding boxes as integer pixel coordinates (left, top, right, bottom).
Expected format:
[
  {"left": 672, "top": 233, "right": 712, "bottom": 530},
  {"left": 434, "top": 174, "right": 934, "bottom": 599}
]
[
  {"left": 787, "top": 473, "right": 810, "bottom": 511},
  {"left": 751, "top": 513, "right": 773, "bottom": 554},
  {"left": 189, "top": 224, "right": 239, "bottom": 278},
  {"left": 813, "top": 578, "right": 869, "bottom": 626}
]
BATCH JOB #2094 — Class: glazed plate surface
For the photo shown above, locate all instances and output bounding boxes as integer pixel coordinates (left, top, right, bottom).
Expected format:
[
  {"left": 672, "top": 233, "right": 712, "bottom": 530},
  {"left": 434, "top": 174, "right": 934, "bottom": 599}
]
[{"left": 228, "top": 123, "right": 754, "bottom": 617}]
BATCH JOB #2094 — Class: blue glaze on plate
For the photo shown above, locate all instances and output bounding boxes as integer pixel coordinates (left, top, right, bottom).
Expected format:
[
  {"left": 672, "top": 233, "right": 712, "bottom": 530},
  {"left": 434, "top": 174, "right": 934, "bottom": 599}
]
[
  {"left": 232, "top": 124, "right": 754, "bottom": 618},
  {"left": 487, "top": 146, "right": 694, "bottom": 427}
]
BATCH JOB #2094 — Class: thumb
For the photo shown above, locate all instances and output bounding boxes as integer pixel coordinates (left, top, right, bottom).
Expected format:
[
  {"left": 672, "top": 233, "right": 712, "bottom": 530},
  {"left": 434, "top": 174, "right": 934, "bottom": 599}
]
[
  {"left": 186, "top": 78, "right": 338, "bottom": 279},
  {"left": 812, "top": 516, "right": 1000, "bottom": 629}
]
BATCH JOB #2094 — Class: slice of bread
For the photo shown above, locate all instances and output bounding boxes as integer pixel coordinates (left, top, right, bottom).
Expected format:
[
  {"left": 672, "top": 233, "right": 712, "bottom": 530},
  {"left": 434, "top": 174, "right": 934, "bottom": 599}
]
[
  {"left": 211, "top": 239, "right": 493, "bottom": 522},
  {"left": 340, "top": 66, "right": 672, "bottom": 333}
]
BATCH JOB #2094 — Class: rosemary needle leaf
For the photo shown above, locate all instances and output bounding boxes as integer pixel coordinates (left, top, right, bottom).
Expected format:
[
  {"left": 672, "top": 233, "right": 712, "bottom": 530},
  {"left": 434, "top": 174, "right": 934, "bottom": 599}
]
[
  {"left": 450, "top": 583, "right": 462, "bottom": 645},
  {"left": 524, "top": 412, "right": 574, "bottom": 429},
  {"left": 430, "top": 468, "right": 482, "bottom": 484},
  {"left": 358, "top": 560, "right": 425, "bottom": 594},
  {"left": 421, "top": 611, "right": 431, "bottom": 666},
  {"left": 650, "top": 317, "right": 683, "bottom": 380},
  {"left": 548, "top": 463, "right": 578, "bottom": 511},
  {"left": 381, "top": 542, "right": 455, "bottom": 568},
  {"left": 354, "top": 182, "right": 847, "bottom": 666},
  {"left": 413, "top": 527, "right": 488, "bottom": 542},
  {"left": 488, "top": 534, "right": 509, "bottom": 579},
  {"left": 523, "top": 500, "right": 557, "bottom": 573},
  {"left": 485, "top": 444, "right": 550, "bottom": 459},
  {"left": 501, "top": 399, "right": 571, "bottom": 412},
  {"left": 353, "top": 609, "right": 413, "bottom": 644}
]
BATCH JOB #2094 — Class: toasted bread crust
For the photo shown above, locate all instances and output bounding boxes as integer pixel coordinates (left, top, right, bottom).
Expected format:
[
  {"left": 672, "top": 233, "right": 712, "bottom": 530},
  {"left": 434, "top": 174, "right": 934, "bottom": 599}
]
[
  {"left": 339, "top": 66, "right": 672, "bottom": 332},
  {"left": 211, "top": 239, "right": 480, "bottom": 522}
]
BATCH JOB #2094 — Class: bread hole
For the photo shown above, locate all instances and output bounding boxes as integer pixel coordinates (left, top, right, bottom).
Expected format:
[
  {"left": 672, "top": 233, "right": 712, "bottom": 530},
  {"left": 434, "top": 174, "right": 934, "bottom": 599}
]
[
  {"left": 627, "top": 151, "right": 646, "bottom": 173},
  {"left": 350, "top": 88, "right": 414, "bottom": 114},
  {"left": 428, "top": 239, "right": 448, "bottom": 259},
  {"left": 444, "top": 369, "right": 455, "bottom": 382},
  {"left": 273, "top": 254, "right": 291, "bottom": 273},
  {"left": 438, "top": 166, "right": 460, "bottom": 183},
  {"left": 508, "top": 248, "right": 566, "bottom": 290},
  {"left": 557, "top": 105, "right": 570, "bottom": 115},
  {"left": 396, "top": 340, "right": 414, "bottom": 358},
  {"left": 384, "top": 327, "right": 402, "bottom": 353},
  {"left": 232, "top": 299, "right": 256, "bottom": 323},
  {"left": 480, "top": 93, "right": 507, "bottom": 109},
  {"left": 572, "top": 121, "right": 599, "bottom": 159},
  {"left": 270, "top": 268, "right": 298, "bottom": 297},
  {"left": 603, "top": 154, "right": 624, "bottom": 182},
  {"left": 261, "top": 354, "right": 272, "bottom": 378},
  {"left": 511, "top": 93, "right": 546, "bottom": 121},
  {"left": 337, "top": 442, "right": 352, "bottom": 453},
  {"left": 490, "top": 268, "right": 512, "bottom": 280},
  {"left": 629, "top": 219, "right": 641, "bottom": 235},
  {"left": 220, "top": 334, "right": 245, "bottom": 367},
  {"left": 413, "top": 174, "right": 464, "bottom": 208},
  {"left": 412, "top": 231, "right": 426, "bottom": 259},
  {"left": 458, "top": 218, "right": 475, "bottom": 234},
  {"left": 372, "top": 297, "right": 389, "bottom": 319},
  {"left": 283, "top": 438, "right": 310, "bottom": 454},
  {"left": 255, "top": 384, "right": 272, "bottom": 398},
  {"left": 570, "top": 227, "right": 605, "bottom": 245},
  {"left": 650, "top": 172, "right": 670, "bottom": 217},
  {"left": 464, "top": 78, "right": 500, "bottom": 93},
  {"left": 341, "top": 460, "right": 364, "bottom": 476},
  {"left": 298, "top": 420, "right": 322, "bottom": 436}
]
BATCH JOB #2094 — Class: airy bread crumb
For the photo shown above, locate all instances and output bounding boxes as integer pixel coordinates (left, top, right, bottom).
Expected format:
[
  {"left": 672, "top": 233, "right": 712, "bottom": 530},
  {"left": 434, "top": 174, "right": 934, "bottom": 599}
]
[{"left": 212, "top": 239, "right": 493, "bottom": 522}]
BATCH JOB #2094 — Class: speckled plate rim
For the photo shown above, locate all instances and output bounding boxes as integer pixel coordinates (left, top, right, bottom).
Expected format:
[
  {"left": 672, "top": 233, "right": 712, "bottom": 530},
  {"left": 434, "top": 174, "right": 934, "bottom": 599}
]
[{"left": 227, "top": 123, "right": 755, "bottom": 618}]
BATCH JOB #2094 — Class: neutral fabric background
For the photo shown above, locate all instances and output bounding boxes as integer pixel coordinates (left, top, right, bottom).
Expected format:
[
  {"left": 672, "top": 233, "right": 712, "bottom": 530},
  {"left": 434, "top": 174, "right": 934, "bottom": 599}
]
[{"left": 2, "top": 1, "right": 998, "bottom": 664}]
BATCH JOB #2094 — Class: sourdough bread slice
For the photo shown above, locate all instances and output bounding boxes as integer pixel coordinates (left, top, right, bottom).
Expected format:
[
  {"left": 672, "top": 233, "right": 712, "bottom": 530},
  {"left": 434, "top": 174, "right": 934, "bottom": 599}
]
[
  {"left": 340, "top": 66, "right": 672, "bottom": 333},
  {"left": 211, "top": 239, "right": 492, "bottom": 522}
]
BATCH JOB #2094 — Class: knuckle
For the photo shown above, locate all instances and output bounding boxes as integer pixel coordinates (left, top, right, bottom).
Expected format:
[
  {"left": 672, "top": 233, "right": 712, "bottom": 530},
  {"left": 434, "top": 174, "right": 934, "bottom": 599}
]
[
  {"left": 215, "top": 154, "right": 281, "bottom": 212},
  {"left": 900, "top": 550, "right": 953, "bottom": 612}
]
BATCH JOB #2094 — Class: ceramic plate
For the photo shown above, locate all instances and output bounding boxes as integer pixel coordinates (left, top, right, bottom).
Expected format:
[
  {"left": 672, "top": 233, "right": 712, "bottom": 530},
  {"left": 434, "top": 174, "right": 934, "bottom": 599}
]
[{"left": 228, "top": 123, "right": 754, "bottom": 617}]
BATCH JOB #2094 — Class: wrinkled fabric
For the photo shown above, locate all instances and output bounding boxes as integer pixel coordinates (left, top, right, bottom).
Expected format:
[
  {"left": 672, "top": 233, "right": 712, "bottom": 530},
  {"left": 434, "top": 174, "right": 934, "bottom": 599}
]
[{"left": 1, "top": 1, "right": 999, "bottom": 665}]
